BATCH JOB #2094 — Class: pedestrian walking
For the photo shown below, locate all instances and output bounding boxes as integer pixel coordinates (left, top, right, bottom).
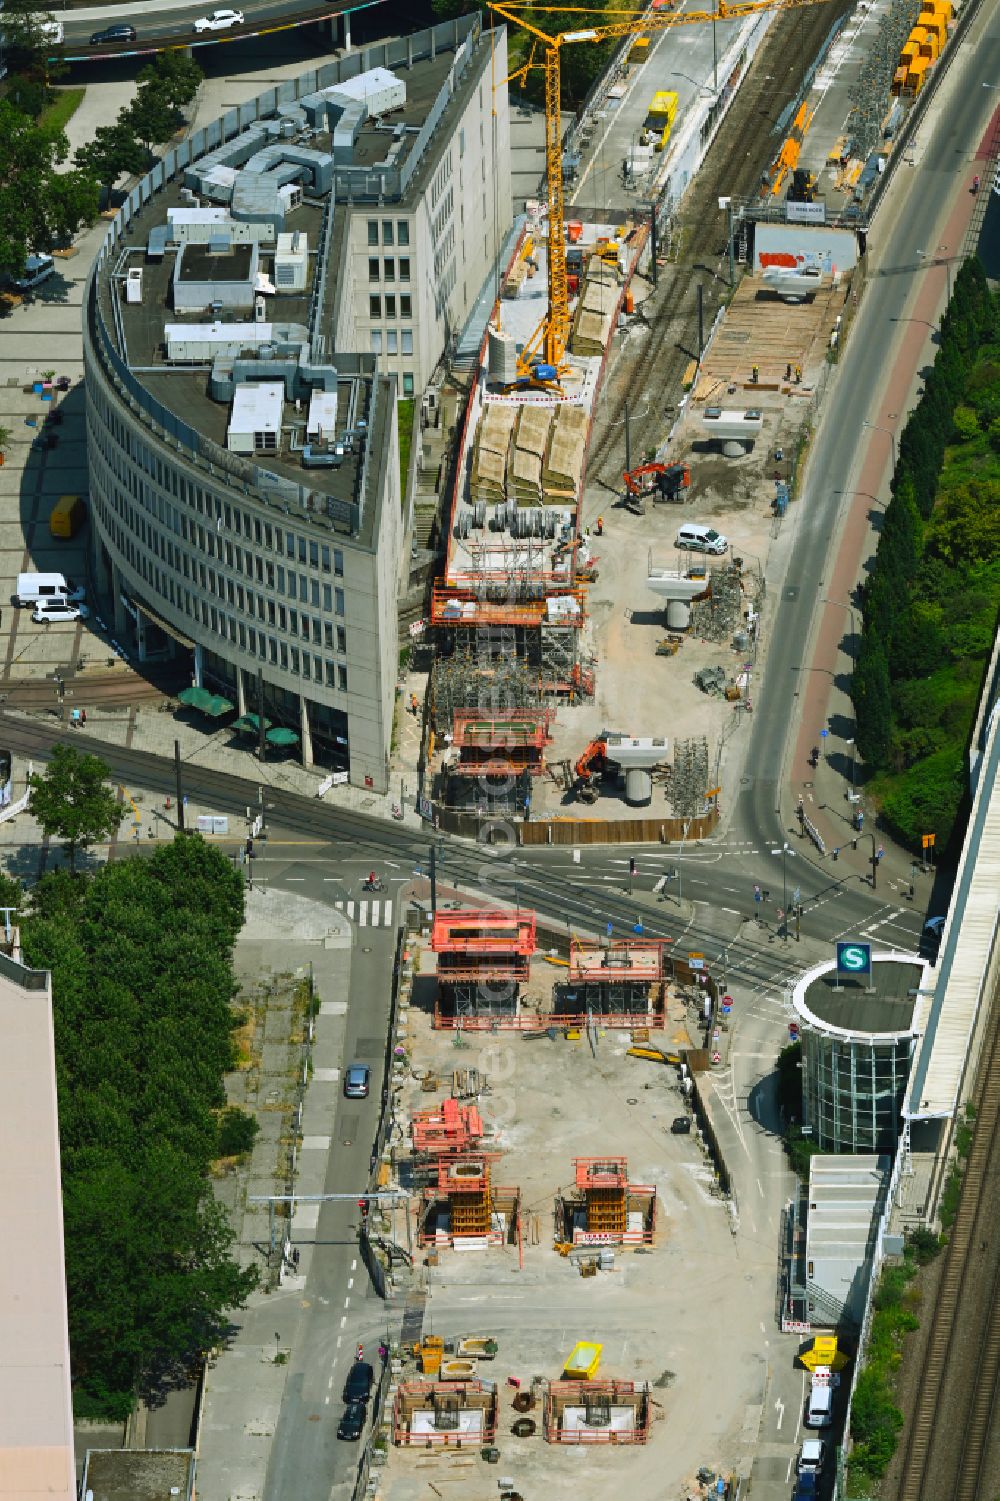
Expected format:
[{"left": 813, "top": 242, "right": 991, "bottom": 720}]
[
  {"left": 409, "top": 693, "right": 419, "bottom": 716},
  {"left": 794, "top": 364, "right": 802, "bottom": 384},
  {"left": 751, "top": 364, "right": 759, "bottom": 384},
  {"left": 595, "top": 515, "right": 604, "bottom": 536}
]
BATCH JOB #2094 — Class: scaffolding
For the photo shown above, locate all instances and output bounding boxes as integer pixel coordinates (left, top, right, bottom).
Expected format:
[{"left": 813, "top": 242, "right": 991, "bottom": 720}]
[
  {"left": 432, "top": 908, "right": 537, "bottom": 1027},
  {"left": 542, "top": 1381, "right": 651, "bottom": 1444},
  {"left": 418, "top": 1156, "right": 521, "bottom": 1249},
  {"left": 411, "top": 1099, "right": 487, "bottom": 1158},
  {"left": 557, "top": 938, "right": 669, "bottom": 1026},
  {"left": 450, "top": 709, "right": 554, "bottom": 776},
  {"left": 392, "top": 1380, "right": 498, "bottom": 1446},
  {"left": 556, "top": 1157, "right": 657, "bottom": 1246}
]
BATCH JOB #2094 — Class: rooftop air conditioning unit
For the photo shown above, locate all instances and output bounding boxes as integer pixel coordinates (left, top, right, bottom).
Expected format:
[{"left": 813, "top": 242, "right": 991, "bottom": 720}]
[
  {"left": 274, "top": 231, "right": 308, "bottom": 293},
  {"left": 255, "top": 295, "right": 267, "bottom": 322},
  {"left": 125, "top": 268, "right": 143, "bottom": 304}
]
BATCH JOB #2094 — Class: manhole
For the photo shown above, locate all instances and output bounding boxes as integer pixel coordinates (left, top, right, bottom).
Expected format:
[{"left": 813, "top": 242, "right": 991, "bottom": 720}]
[{"left": 784, "top": 586, "right": 799, "bottom": 602}]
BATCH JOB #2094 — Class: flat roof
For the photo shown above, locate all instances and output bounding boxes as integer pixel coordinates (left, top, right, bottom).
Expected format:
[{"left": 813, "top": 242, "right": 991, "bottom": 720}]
[
  {"left": 796, "top": 958, "right": 922, "bottom": 1036},
  {"left": 0, "top": 955, "right": 74, "bottom": 1501},
  {"left": 806, "top": 1155, "right": 888, "bottom": 1258},
  {"left": 229, "top": 382, "right": 283, "bottom": 436},
  {"left": 80, "top": 1448, "right": 196, "bottom": 1501},
  {"left": 905, "top": 657, "right": 1000, "bottom": 1119}
]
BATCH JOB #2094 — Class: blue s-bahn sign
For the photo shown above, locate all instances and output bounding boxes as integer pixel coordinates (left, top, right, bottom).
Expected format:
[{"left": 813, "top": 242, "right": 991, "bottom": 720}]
[{"left": 836, "top": 941, "right": 872, "bottom": 976}]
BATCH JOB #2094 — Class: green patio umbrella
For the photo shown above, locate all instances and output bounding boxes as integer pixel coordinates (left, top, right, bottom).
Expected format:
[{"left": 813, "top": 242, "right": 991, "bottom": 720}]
[
  {"left": 177, "top": 685, "right": 235, "bottom": 717},
  {"left": 265, "top": 726, "right": 300, "bottom": 748},
  {"left": 232, "top": 713, "right": 273, "bottom": 734}
]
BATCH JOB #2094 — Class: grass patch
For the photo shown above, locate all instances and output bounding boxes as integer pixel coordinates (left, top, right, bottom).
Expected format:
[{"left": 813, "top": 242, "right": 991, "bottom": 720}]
[
  {"left": 40, "top": 86, "right": 85, "bottom": 134},
  {"left": 397, "top": 397, "right": 415, "bottom": 507},
  {"left": 847, "top": 1255, "right": 922, "bottom": 1494}
]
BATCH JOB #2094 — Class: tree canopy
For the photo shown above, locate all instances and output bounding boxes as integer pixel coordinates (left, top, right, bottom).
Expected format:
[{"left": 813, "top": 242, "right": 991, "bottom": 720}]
[
  {"left": 28, "top": 744, "right": 126, "bottom": 869},
  {"left": 21, "top": 835, "right": 252, "bottom": 1417},
  {"left": 0, "top": 100, "right": 98, "bottom": 277}
]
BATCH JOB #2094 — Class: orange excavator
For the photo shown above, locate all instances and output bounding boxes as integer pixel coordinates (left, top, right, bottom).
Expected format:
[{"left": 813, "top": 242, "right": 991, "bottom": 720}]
[
  {"left": 574, "top": 739, "right": 611, "bottom": 802},
  {"left": 623, "top": 462, "right": 690, "bottom": 512}
]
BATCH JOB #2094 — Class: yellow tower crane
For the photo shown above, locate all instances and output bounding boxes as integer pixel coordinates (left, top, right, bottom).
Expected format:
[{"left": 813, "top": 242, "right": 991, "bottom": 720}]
[{"left": 487, "top": 0, "right": 833, "bottom": 375}]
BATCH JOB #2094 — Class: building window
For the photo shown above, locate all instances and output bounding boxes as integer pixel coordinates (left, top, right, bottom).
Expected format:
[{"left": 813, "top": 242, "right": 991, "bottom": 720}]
[
  {"left": 334, "top": 549, "right": 344, "bottom": 577},
  {"left": 397, "top": 220, "right": 409, "bottom": 246},
  {"left": 401, "top": 330, "right": 413, "bottom": 356},
  {"left": 368, "top": 257, "right": 380, "bottom": 281},
  {"left": 367, "top": 220, "right": 379, "bottom": 246},
  {"left": 302, "top": 655, "right": 311, "bottom": 680},
  {"left": 335, "top": 588, "right": 345, "bottom": 616},
  {"left": 337, "top": 625, "right": 346, "bottom": 652},
  {"left": 323, "top": 584, "right": 332, "bottom": 611},
  {"left": 400, "top": 294, "right": 412, "bottom": 318},
  {"left": 369, "top": 295, "right": 381, "bottom": 318},
  {"left": 338, "top": 665, "right": 348, "bottom": 691},
  {"left": 383, "top": 258, "right": 395, "bottom": 281},
  {"left": 384, "top": 294, "right": 396, "bottom": 318},
  {"left": 291, "top": 646, "right": 299, "bottom": 673},
  {"left": 399, "top": 258, "right": 410, "bottom": 282},
  {"left": 324, "top": 620, "right": 333, "bottom": 647},
  {"left": 326, "top": 662, "right": 336, "bottom": 687},
  {"left": 402, "top": 373, "right": 414, "bottom": 397},
  {"left": 387, "top": 330, "right": 398, "bottom": 355},
  {"left": 370, "top": 331, "right": 382, "bottom": 355},
  {"left": 382, "top": 220, "right": 393, "bottom": 246}
]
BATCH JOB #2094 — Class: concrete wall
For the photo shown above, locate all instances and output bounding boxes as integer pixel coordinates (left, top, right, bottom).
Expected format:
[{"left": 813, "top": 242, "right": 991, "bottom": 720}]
[{"left": 753, "top": 223, "right": 859, "bottom": 275}]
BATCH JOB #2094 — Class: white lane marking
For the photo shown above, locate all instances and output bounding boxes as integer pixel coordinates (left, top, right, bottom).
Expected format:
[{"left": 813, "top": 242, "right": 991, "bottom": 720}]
[
  {"left": 343, "top": 1297, "right": 350, "bottom": 1308},
  {"left": 347, "top": 901, "right": 355, "bottom": 919},
  {"left": 340, "top": 1315, "right": 347, "bottom": 1328},
  {"left": 359, "top": 902, "right": 368, "bottom": 927},
  {"left": 371, "top": 900, "right": 380, "bottom": 924},
  {"left": 348, "top": 1278, "right": 354, "bottom": 1290},
  {"left": 351, "top": 1259, "right": 357, "bottom": 1272}
]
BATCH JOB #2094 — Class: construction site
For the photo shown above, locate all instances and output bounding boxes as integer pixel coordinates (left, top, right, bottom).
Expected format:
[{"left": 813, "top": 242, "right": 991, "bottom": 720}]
[
  {"left": 413, "top": 0, "right": 959, "bottom": 836},
  {"left": 355, "top": 915, "right": 767, "bottom": 1498}
]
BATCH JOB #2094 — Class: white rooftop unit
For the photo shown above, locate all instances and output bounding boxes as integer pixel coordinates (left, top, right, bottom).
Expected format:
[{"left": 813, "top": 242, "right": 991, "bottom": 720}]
[
  {"left": 604, "top": 735, "right": 669, "bottom": 768},
  {"left": 168, "top": 207, "right": 275, "bottom": 245},
  {"left": 307, "top": 389, "right": 339, "bottom": 443},
  {"left": 165, "top": 321, "right": 275, "bottom": 362},
  {"left": 701, "top": 408, "right": 764, "bottom": 439},
  {"left": 335, "top": 66, "right": 406, "bottom": 118},
  {"left": 227, "top": 382, "right": 284, "bottom": 455},
  {"left": 125, "top": 268, "right": 143, "bottom": 304},
  {"left": 274, "top": 231, "right": 309, "bottom": 293},
  {"left": 761, "top": 265, "right": 824, "bottom": 301}
]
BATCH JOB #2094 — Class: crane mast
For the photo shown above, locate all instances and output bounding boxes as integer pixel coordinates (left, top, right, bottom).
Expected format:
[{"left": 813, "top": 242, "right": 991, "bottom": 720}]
[{"left": 488, "top": 0, "right": 832, "bottom": 374}]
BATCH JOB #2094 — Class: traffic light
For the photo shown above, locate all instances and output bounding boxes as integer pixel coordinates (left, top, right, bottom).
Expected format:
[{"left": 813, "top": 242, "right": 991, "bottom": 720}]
[{"left": 629, "top": 857, "right": 637, "bottom": 876}]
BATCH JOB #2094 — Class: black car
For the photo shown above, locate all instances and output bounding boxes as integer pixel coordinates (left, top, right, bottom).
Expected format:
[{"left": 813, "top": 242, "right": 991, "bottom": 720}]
[
  {"left": 670, "top": 1116, "right": 692, "bottom": 1135},
  {"left": 90, "top": 23, "right": 137, "bottom": 44},
  {"left": 343, "top": 1359, "right": 374, "bottom": 1404},
  {"left": 337, "top": 1400, "right": 367, "bottom": 1441}
]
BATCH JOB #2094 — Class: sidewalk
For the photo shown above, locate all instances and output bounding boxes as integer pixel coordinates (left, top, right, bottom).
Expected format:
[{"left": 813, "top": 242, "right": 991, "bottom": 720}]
[
  {"left": 195, "top": 885, "right": 354, "bottom": 1501},
  {"left": 785, "top": 42, "right": 995, "bottom": 903}
]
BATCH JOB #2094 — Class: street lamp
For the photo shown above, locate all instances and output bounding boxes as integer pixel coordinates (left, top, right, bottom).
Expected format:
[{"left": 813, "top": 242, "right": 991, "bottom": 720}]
[
  {"left": 916, "top": 247, "right": 953, "bottom": 301},
  {"left": 862, "top": 419, "right": 898, "bottom": 469},
  {"left": 770, "top": 841, "right": 794, "bottom": 941}
]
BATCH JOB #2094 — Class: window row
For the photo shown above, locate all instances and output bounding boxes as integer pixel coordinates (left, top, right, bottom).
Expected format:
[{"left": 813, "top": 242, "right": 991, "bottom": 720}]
[
  {"left": 367, "top": 219, "right": 410, "bottom": 247},
  {"left": 368, "top": 257, "right": 411, "bottom": 283},
  {"left": 370, "top": 331, "right": 413, "bottom": 357},
  {"left": 369, "top": 294, "right": 412, "bottom": 319}
]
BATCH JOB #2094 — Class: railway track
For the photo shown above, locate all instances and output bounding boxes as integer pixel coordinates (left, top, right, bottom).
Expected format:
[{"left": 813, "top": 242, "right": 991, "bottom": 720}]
[
  {"left": 896, "top": 969, "right": 1000, "bottom": 1501},
  {"left": 587, "top": 0, "right": 854, "bottom": 484}
]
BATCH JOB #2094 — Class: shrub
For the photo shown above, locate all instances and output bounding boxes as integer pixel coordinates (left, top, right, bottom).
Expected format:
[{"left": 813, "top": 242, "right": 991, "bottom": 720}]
[{"left": 217, "top": 1106, "right": 260, "bottom": 1158}]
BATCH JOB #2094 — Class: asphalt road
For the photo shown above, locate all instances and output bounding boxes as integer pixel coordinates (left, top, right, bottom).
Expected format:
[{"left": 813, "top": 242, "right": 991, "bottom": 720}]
[{"left": 61, "top": 1, "right": 349, "bottom": 55}]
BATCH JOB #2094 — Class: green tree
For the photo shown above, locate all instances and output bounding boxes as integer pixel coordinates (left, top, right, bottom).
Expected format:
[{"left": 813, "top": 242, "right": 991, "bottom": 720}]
[
  {"left": 75, "top": 124, "right": 149, "bottom": 202},
  {"left": 853, "top": 633, "right": 892, "bottom": 767},
  {"left": 28, "top": 744, "right": 125, "bottom": 870},
  {"left": 122, "top": 89, "right": 178, "bottom": 155},
  {"left": 217, "top": 1106, "right": 259, "bottom": 1158},
  {"left": 0, "top": 100, "right": 98, "bottom": 276},
  {"left": 0, "top": 0, "right": 64, "bottom": 81},
  {"left": 137, "top": 51, "right": 204, "bottom": 111}
]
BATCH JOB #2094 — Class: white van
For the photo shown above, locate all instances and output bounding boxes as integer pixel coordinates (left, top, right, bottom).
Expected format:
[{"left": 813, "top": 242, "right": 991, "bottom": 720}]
[
  {"left": 11, "top": 253, "right": 55, "bottom": 293},
  {"left": 805, "top": 1382, "right": 833, "bottom": 1429},
  {"left": 676, "top": 522, "right": 729, "bottom": 556},
  {"left": 799, "top": 1438, "right": 826, "bottom": 1473},
  {"left": 14, "top": 572, "right": 85, "bottom": 607}
]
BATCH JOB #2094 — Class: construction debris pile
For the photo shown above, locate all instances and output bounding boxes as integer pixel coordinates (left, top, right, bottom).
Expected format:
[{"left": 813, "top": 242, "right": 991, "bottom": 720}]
[
  {"left": 671, "top": 736, "right": 710, "bottom": 819},
  {"left": 690, "top": 561, "right": 762, "bottom": 643}
]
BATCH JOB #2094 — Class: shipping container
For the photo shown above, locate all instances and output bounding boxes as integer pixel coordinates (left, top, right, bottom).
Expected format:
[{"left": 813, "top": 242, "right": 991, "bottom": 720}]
[{"left": 629, "top": 36, "right": 650, "bottom": 63}]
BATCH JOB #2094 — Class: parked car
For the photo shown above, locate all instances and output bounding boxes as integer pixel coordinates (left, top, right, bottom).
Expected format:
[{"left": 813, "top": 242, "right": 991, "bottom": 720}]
[
  {"left": 670, "top": 1116, "right": 691, "bottom": 1135},
  {"left": 793, "top": 1471, "right": 818, "bottom": 1499},
  {"left": 32, "top": 601, "right": 89, "bottom": 625},
  {"left": 90, "top": 23, "right": 137, "bottom": 43},
  {"left": 676, "top": 522, "right": 729, "bottom": 555},
  {"left": 342, "top": 1361, "right": 374, "bottom": 1405},
  {"left": 343, "top": 1064, "right": 370, "bottom": 1099},
  {"left": 798, "top": 1439, "right": 825, "bottom": 1475},
  {"left": 337, "top": 1400, "right": 367, "bottom": 1441},
  {"left": 11, "top": 253, "right": 55, "bottom": 293},
  {"left": 193, "top": 9, "right": 244, "bottom": 31}
]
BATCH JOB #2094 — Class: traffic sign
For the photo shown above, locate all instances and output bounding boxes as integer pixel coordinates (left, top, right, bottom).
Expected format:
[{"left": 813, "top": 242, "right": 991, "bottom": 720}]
[
  {"left": 721, "top": 1000, "right": 733, "bottom": 1015},
  {"left": 836, "top": 941, "right": 872, "bottom": 975},
  {"left": 922, "top": 833, "right": 936, "bottom": 848},
  {"left": 820, "top": 728, "right": 829, "bottom": 738},
  {"left": 792, "top": 887, "right": 801, "bottom": 905},
  {"left": 788, "top": 1022, "right": 800, "bottom": 1040},
  {"left": 607, "top": 921, "right": 613, "bottom": 937},
  {"left": 711, "top": 1051, "right": 722, "bottom": 1064},
  {"left": 633, "top": 921, "right": 644, "bottom": 935}
]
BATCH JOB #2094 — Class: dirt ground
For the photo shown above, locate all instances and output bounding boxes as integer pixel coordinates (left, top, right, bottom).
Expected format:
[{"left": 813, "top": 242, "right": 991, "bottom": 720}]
[{"left": 374, "top": 943, "right": 781, "bottom": 1500}]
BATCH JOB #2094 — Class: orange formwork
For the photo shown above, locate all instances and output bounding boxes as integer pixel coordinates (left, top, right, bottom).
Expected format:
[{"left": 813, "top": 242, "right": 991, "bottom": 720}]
[
  {"left": 432, "top": 908, "right": 537, "bottom": 982},
  {"left": 411, "top": 1099, "right": 486, "bottom": 1157},
  {"left": 431, "top": 583, "right": 587, "bottom": 628},
  {"left": 568, "top": 937, "right": 669, "bottom": 982},
  {"left": 451, "top": 709, "right": 553, "bottom": 776},
  {"left": 568, "top": 1157, "right": 657, "bottom": 1246},
  {"left": 392, "top": 1380, "right": 498, "bottom": 1446},
  {"left": 543, "top": 1381, "right": 651, "bottom": 1444}
]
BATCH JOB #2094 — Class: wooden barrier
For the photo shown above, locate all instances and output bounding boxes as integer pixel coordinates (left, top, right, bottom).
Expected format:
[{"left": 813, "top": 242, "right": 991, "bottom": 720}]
[{"left": 518, "top": 810, "right": 719, "bottom": 846}]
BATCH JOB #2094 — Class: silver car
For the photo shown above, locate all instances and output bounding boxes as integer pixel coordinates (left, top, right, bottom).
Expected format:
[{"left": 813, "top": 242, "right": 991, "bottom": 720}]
[{"left": 343, "top": 1065, "right": 370, "bottom": 1099}]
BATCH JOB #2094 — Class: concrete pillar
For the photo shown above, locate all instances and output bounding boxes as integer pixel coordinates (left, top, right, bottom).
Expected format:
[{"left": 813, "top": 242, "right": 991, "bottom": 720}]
[
  {"left": 193, "top": 643, "right": 204, "bottom": 688},
  {"left": 342, "top": 10, "right": 351, "bottom": 52},
  {"left": 237, "top": 668, "right": 247, "bottom": 717},
  {"left": 110, "top": 561, "right": 128, "bottom": 638},
  {"left": 300, "top": 695, "right": 314, "bottom": 768},
  {"left": 406, "top": 35, "right": 413, "bottom": 69}
]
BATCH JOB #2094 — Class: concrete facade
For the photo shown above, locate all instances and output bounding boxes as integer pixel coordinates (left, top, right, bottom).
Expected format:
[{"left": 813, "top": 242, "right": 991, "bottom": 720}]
[
  {"left": 80, "top": 17, "right": 509, "bottom": 791},
  {"left": 0, "top": 954, "right": 75, "bottom": 1501}
]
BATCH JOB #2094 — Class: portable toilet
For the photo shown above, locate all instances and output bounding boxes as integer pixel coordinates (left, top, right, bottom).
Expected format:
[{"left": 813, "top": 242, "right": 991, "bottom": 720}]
[
  {"left": 899, "top": 40, "right": 919, "bottom": 67},
  {"left": 906, "top": 54, "right": 930, "bottom": 93}
]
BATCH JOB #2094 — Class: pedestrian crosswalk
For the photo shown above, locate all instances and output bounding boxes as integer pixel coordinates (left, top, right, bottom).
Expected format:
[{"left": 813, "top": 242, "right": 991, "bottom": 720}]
[{"left": 334, "top": 899, "right": 395, "bottom": 928}]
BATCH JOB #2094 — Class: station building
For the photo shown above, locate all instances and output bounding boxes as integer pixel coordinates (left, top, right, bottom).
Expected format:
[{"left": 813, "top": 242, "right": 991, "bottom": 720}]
[{"left": 82, "top": 16, "right": 511, "bottom": 788}]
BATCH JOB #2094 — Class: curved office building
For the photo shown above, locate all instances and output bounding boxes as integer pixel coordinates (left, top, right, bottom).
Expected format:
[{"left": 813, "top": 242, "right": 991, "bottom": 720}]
[
  {"left": 82, "top": 17, "right": 510, "bottom": 789},
  {"left": 791, "top": 954, "right": 926, "bottom": 1154}
]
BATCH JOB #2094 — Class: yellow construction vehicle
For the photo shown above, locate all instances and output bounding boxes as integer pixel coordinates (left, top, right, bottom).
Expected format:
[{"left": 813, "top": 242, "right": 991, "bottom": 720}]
[
  {"left": 411, "top": 1335, "right": 444, "bottom": 1375},
  {"left": 487, "top": 0, "right": 835, "bottom": 377}
]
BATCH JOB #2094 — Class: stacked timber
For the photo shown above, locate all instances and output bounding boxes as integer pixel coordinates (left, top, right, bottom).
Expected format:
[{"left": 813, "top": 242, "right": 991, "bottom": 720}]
[
  {"left": 501, "top": 257, "right": 529, "bottom": 299},
  {"left": 470, "top": 403, "right": 517, "bottom": 503},
  {"left": 568, "top": 261, "right": 619, "bottom": 357},
  {"left": 510, "top": 403, "right": 553, "bottom": 505},
  {"left": 543, "top": 404, "right": 588, "bottom": 501}
]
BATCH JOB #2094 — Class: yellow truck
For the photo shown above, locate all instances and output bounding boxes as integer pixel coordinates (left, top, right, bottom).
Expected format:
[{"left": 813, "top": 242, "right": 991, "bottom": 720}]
[
  {"left": 642, "top": 90, "right": 680, "bottom": 151},
  {"left": 49, "top": 493, "right": 87, "bottom": 539}
]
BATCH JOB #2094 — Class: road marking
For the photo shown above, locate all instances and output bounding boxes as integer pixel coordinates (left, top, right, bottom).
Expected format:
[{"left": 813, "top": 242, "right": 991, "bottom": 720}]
[
  {"left": 285, "top": 876, "right": 305, "bottom": 882},
  {"left": 328, "top": 1375, "right": 334, "bottom": 1388},
  {"left": 359, "top": 902, "right": 368, "bottom": 927},
  {"left": 775, "top": 1398, "right": 785, "bottom": 1429},
  {"left": 347, "top": 901, "right": 356, "bottom": 919},
  {"left": 337, "top": 1335, "right": 342, "bottom": 1348},
  {"left": 722, "top": 907, "right": 741, "bottom": 915},
  {"left": 351, "top": 1259, "right": 357, "bottom": 1272},
  {"left": 340, "top": 1315, "right": 347, "bottom": 1328},
  {"left": 371, "top": 901, "right": 380, "bottom": 924},
  {"left": 343, "top": 1297, "right": 350, "bottom": 1308},
  {"left": 348, "top": 1277, "right": 354, "bottom": 1290}
]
